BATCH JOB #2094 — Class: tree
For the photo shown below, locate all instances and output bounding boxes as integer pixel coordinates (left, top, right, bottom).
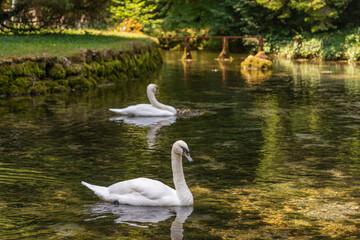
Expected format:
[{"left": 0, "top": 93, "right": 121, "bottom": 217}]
[
  {"left": 0, "top": 0, "right": 111, "bottom": 33},
  {"left": 109, "top": 0, "right": 168, "bottom": 32},
  {"left": 256, "top": 0, "right": 353, "bottom": 32}
]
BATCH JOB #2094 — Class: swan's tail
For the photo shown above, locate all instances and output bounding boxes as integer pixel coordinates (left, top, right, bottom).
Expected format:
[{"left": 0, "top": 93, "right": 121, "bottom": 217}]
[
  {"left": 81, "top": 181, "right": 112, "bottom": 201},
  {"left": 109, "top": 108, "right": 125, "bottom": 114}
]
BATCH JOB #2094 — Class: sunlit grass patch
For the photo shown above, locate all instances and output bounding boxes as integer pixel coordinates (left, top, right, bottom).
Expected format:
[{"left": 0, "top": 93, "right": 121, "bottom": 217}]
[{"left": 0, "top": 30, "right": 157, "bottom": 58}]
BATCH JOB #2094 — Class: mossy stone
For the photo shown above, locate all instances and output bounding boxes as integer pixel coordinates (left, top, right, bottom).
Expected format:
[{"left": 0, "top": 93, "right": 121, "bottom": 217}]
[
  {"left": 29, "top": 82, "right": 47, "bottom": 95},
  {"left": 241, "top": 55, "right": 272, "bottom": 69},
  {"left": 56, "top": 79, "right": 68, "bottom": 86},
  {"left": 89, "top": 62, "right": 105, "bottom": 76},
  {"left": 0, "top": 64, "right": 16, "bottom": 76},
  {"left": 53, "top": 85, "right": 69, "bottom": 93},
  {"left": 69, "top": 52, "right": 85, "bottom": 63},
  {"left": 44, "top": 80, "right": 59, "bottom": 92},
  {"left": 66, "top": 64, "right": 86, "bottom": 76},
  {"left": 68, "top": 76, "right": 97, "bottom": 89},
  {"left": 14, "top": 77, "right": 31, "bottom": 88},
  {"left": 0, "top": 75, "right": 11, "bottom": 94},
  {"left": 17, "top": 61, "right": 46, "bottom": 78},
  {"left": 82, "top": 49, "right": 93, "bottom": 63},
  {"left": 49, "top": 63, "right": 67, "bottom": 79},
  {"left": 103, "top": 48, "right": 114, "bottom": 61},
  {"left": 93, "top": 50, "right": 103, "bottom": 63}
]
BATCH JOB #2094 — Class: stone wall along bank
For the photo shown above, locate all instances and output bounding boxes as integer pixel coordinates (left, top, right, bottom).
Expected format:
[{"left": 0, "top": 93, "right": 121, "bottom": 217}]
[{"left": 0, "top": 42, "right": 162, "bottom": 96}]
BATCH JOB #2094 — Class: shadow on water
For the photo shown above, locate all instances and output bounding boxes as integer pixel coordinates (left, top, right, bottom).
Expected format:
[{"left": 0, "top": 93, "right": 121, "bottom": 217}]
[{"left": 0, "top": 51, "right": 360, "bottom": 239}]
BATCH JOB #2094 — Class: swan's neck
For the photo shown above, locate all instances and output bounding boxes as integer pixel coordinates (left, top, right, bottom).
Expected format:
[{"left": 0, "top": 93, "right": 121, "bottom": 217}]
[
  {"left": 147, "top": 88, "right": 163, "bottom": 109},
  {"left": 147, "top": 89, "right": 177, "bottom": 114},
  {"left": 171, "top": 152, "right": 193, "bottom": 205}
]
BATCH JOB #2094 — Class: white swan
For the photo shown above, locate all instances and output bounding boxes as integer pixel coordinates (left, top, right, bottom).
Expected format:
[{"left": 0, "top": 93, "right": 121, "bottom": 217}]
[
  {"left": 82, "top": 140, "right": 194, "bottom": 206},
  {"left": 109, "top": 84, "right": 177, "bottom": 116}
]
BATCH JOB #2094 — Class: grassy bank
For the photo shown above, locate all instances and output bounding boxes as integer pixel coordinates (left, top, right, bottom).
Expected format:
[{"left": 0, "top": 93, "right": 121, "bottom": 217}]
[
  {"left": 264, "top": 27, "right": 360, "bottom": 61},
  {"left": 0, "top": 30, "right": 156, "bottom": 58},
  {"left": 0, "top": 30, "right": 163, "bottom": 96}
]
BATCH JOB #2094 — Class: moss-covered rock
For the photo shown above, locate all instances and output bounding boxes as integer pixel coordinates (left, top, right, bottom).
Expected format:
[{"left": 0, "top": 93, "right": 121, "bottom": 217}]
[
  {"left": 55, "top": 79, "right": 68, "bottom": 86},
  {"left": 255, "top": 51, "right": 270, "bottom": 60},
  {"left": 14, "top": 77, "right": 31, "bottom": 88},
  {"left": 93, "top": 50, "right": 103, "bottom": 63},
  {"left": 0, "top": 63, "right": 16, "bottom": 76},
  {"left": 68, "top": 52, "right": 86, "bottom": 63},
  {"left": 66, "top": 64, "right": 86, "bottom": 76},
  {"left": 0, "top": 75, "right": 11, "bottom": 94},
  {"left": 48, "top": 63, "right": 67, "bottom": 79},
  {"left": 241, "top": 52, "right": 272, "bottom": 70},
  {"left": 103, "top": 48, "right": 114, "bottom": 61},
  {"left": 68, "top": 76, "right": 97, "bottom": 89},
  {"left": 16, "top": 61, "right": 46, "bottom": 78},
  {"left": 29, "top": 82, "right": 47, "bottom": 95},
  {"left": 53, "top": 85, "right": 69, "bottom": 93}
]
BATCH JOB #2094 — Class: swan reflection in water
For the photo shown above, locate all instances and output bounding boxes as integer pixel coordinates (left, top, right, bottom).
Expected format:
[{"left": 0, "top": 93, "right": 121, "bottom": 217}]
[
  {"left": 110, "top": 116, "right": 176, "bottom": 148},
  {"left": 84, "top": 203, "right": 193, "bottom": 240}
]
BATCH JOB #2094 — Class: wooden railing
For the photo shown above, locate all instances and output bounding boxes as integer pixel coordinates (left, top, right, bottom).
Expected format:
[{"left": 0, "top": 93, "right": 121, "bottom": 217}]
[{"left": 158, "top": 36, "right": 264, "bottom": 60}]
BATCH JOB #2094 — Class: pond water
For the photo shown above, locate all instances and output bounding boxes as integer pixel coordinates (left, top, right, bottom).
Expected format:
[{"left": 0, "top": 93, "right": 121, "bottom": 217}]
[{"left": 0, "top": 51, "right": 360, "bottom": 239}]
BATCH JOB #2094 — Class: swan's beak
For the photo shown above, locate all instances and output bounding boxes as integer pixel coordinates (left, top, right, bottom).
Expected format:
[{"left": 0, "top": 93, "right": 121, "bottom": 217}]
[
  {"left": 155, "top": 89, "right": 160, "bottom": 94},
  {"left": 184, "top": 152, "right": 193, "bottom": 162}
]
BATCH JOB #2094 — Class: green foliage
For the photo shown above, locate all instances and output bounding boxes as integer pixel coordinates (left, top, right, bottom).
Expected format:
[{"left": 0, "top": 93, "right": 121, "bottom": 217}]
[
  {"left": 160, "top": 0, "right": 276, "bottom": 36},
  {"left": 265, "top": 27, "right": 360, "bottom": 60},
  {"left": 343, "top": 28, "right": 360, "bottom": 61},
  {"left": 0, "top": 0, "right": 111, "bottom": 33},
  {"left": 114, "top": 18, "right": 144, "bottom": 33},
  {"left": 109, "top": 0, "right": 164, "bottom": 33},
  {"left": 256, "top": 0, "right": 353, "bottom": 32}
]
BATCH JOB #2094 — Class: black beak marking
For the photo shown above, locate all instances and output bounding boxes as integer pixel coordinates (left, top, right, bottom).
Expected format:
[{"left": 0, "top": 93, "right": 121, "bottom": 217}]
[
  {"left": 181, "top": 146, "right": 189, "bottom": 154},
  {"left": 180, "top": 146, "right": 193, "bottom": 162}
]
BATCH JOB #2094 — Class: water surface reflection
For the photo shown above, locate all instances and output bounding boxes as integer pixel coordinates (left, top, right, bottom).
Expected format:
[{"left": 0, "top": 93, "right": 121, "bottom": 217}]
[
  {"left": 0, "top": 52, "right": 360, "bottom": 239},
  {"left": 85, "top": 203, "right": 193, "bottom": 239},
  {"left": 109, "top": 116, "right": 176, "bottom": 148}
]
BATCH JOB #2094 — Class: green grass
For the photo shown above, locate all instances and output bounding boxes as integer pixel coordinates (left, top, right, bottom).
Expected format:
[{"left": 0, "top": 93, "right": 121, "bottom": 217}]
[{"left": 0, "top": 30, "right": 157, "bottom": 58}]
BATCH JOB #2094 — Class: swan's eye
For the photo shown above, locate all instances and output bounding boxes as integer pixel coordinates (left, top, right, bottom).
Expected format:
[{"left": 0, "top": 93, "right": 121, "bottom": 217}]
[{"left": 181, "top": 146, "right": 189, "bottom": 154}]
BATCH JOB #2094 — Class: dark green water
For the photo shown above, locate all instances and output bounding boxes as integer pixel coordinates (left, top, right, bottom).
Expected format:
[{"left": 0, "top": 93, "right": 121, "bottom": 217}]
[{"left": 1, "top": 51, "right": 359, "bottom": 239}]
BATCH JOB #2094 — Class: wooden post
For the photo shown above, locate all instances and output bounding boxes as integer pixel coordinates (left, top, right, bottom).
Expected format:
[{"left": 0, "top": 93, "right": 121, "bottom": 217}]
[
  {"left": 182, "top": 37, "right": 192, "bottom": 60},
  {"left": 258, "top": 36, "right": 264, "bottom": 51},
  {"left": 218, "top": 37, "right": 231, "bottom": 60}
]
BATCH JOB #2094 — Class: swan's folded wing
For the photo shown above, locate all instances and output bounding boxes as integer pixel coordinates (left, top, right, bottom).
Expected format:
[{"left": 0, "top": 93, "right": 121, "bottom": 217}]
[
  {"left": 110, "top": 104, "right": 175, "bottom": 117},
  {"left": 108, "top": 177, "right": 176, "bottom": 200}
]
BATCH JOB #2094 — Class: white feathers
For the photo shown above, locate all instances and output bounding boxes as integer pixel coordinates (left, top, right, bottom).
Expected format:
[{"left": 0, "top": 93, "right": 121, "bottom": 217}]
[
  {"left": 109, "top": 84, "right": 176, "bottom": 117},
  {"left": 82, "top": 140, "right": 193, "bottom": 206}
]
